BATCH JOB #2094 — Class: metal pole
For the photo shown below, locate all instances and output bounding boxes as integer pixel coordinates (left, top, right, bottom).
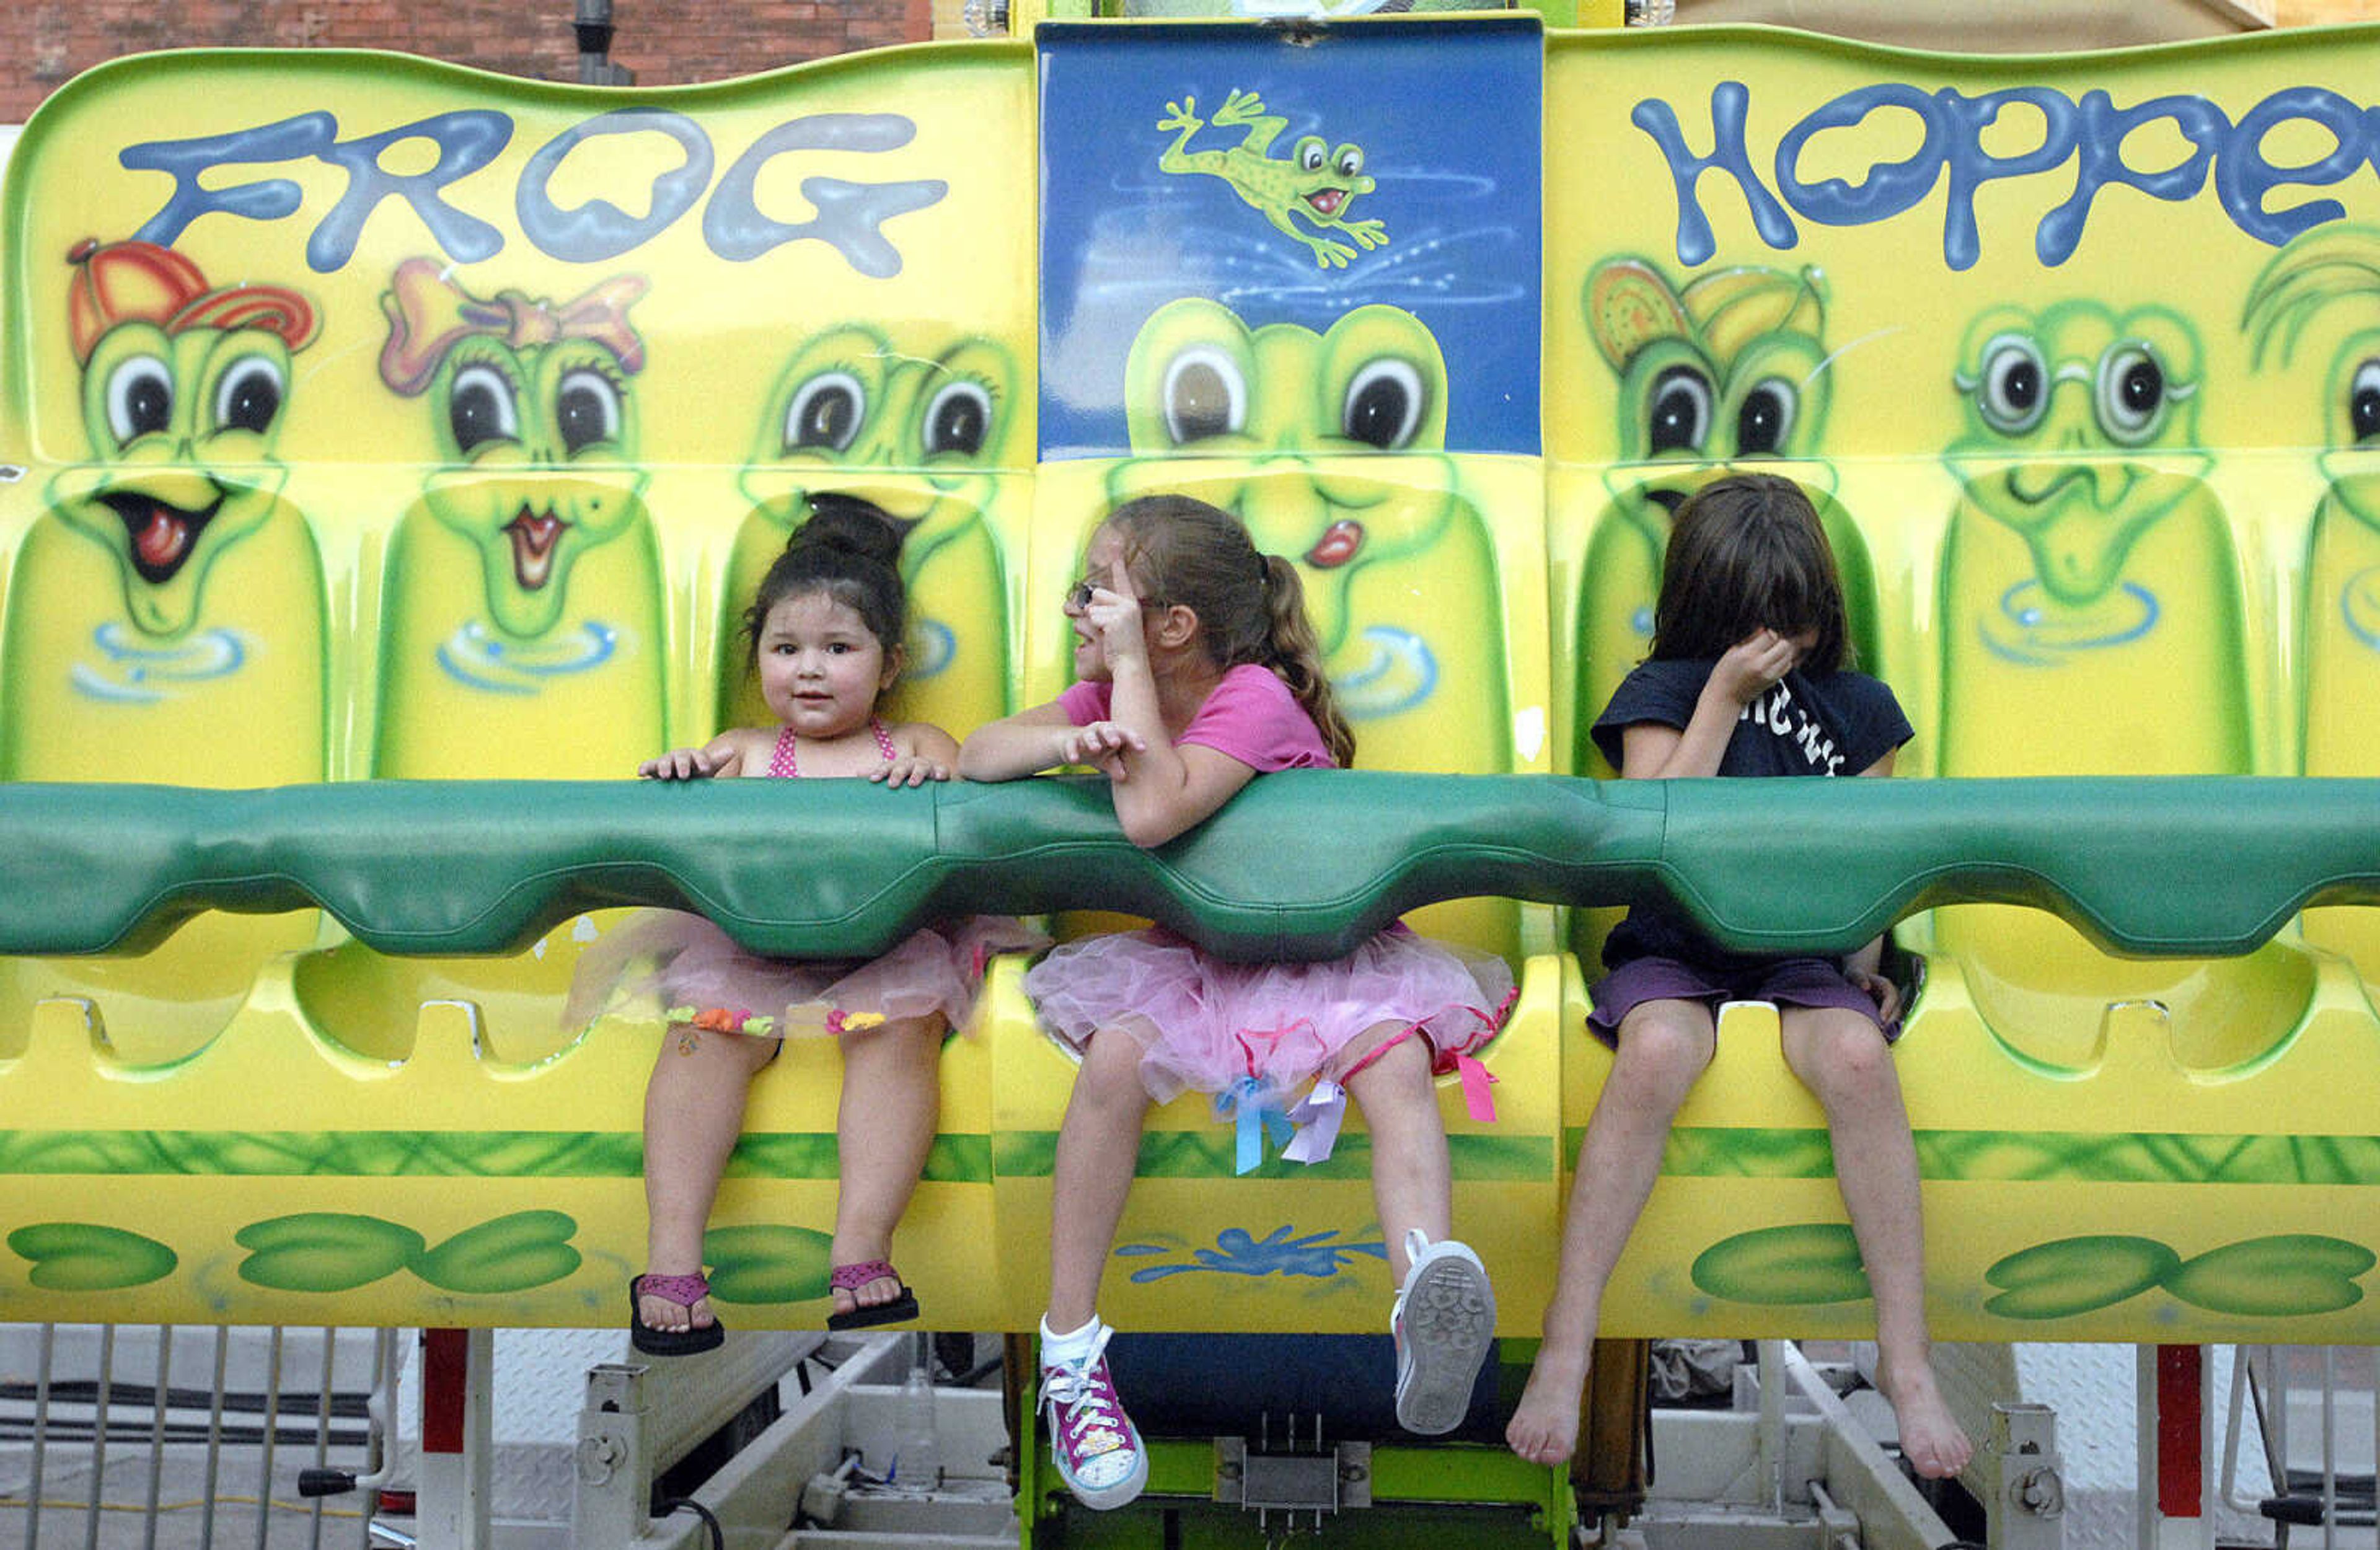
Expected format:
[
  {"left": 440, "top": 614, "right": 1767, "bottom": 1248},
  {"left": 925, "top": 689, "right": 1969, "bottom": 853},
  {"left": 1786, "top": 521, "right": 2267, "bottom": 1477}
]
[
  {"left": 573, "top": 1, "right": 633, "bottom": 86},
  {"left": 201, "top": 1327, "right": 229, "bottom": 1548},
  {"left": 1755, "top": 1339, "right": 1784, "bottom": 1515},
  {"left": 257, "top": 1326, "right": 286, "bottom": 1550},
  {"left": 142, "top": 1325, "right": 173, "bottom": 1550},
  {"left": 86, "top": 1323, "right": 115, "bottom": 1550},
  {"left": 312, "top": 1328, "right": 336, "bottom": 1550},
  {"left": 24, "top": 1324, "right": 53, "bottom": 1550},
  {"left": 415, "top": 1329, "right": 493, "bottom": 1550}
]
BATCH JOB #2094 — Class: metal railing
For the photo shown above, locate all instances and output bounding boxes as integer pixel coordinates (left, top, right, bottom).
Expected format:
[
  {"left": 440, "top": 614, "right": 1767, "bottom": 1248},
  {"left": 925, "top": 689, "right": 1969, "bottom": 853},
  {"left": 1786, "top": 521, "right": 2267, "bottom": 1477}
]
[
  {"left": 1, "top": 1324, "right": 398, "bottom": 1549},
  {"left": 2223, "top": 1345, "right": 2379, "bottom": 1550}
]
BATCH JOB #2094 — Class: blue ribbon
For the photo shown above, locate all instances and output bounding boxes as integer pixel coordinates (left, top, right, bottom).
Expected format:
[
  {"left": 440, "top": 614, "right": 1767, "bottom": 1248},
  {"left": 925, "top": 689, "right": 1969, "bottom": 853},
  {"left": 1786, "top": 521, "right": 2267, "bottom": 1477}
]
[{"left": 1216, "top": 1077, "right": 1295, "bottom": 1175}]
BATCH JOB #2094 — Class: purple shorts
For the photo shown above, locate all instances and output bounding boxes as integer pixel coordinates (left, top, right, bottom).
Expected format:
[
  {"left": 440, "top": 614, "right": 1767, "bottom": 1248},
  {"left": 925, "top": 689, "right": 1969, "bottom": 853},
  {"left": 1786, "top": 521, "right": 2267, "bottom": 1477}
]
[{"left": 1584, "top": 955, "right": 1900, "bottom": 1046}]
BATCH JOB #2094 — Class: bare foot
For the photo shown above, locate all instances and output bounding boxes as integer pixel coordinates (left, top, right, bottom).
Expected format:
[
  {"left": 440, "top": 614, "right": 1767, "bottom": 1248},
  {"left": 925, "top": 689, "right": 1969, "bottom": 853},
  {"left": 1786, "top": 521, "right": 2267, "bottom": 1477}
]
[
  {"left": 1876, "top": 1351, "right": 1973, "bottom": 1479},
  {"left": 1505, "top": 1343, "right": 1592, "bottom": 1465}
]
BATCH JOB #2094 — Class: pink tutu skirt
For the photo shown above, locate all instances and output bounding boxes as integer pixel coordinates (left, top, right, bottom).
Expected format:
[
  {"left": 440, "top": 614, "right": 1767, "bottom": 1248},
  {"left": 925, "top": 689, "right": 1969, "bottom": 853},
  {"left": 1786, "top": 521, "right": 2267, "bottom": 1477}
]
[
  {"left": 563, "top": 911, "right": 1048, "bottom": 1039},
  {"left": 1023, "top": 925, "right": 1515, "bottom": 1104}
]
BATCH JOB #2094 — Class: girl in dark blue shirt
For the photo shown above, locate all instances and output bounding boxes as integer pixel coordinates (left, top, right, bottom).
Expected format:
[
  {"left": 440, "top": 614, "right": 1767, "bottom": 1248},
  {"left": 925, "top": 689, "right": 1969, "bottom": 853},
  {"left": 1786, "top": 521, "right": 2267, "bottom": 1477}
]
[{"left": 1507, "top": 473, "right": 1972, "bottom": 1483}]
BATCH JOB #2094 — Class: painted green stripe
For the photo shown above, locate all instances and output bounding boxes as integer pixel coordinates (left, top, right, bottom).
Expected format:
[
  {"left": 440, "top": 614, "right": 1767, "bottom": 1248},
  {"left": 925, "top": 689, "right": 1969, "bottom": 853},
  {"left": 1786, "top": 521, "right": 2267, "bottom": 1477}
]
[
  {"left": 991, "top": 1130, "right": 1549, "bottom": 1180},
  {"left": 0, "top": 1130, "right": 992, "bottom": 1183},
  {"left": 32, "top": 1124, "right": 2373, "bottom": 1187},
  {"left": 1553, "top": 1127, "right": 2380, "bottom": 1186}
]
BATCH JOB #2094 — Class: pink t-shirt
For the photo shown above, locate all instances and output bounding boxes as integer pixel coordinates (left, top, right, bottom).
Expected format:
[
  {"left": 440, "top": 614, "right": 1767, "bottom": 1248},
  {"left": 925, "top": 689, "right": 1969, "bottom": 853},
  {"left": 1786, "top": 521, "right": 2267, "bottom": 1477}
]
[{"left": 1057, "top": 662, "right": 1336, "bottom": 772}]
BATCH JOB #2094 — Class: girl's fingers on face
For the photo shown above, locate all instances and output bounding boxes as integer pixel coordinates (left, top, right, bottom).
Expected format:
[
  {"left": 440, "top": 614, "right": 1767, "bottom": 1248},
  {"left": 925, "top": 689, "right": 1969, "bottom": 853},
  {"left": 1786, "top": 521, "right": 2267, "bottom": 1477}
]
[{"left": 1107, "top": 552, "right": 1138, "bottom": 601}]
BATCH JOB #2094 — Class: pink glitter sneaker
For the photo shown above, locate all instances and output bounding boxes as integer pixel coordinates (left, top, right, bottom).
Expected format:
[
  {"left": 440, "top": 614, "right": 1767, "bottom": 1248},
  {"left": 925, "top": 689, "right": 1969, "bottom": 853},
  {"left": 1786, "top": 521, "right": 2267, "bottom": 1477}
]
[{"left": 1039, "top": 1324, "right": 1147, "bottom": 1510}]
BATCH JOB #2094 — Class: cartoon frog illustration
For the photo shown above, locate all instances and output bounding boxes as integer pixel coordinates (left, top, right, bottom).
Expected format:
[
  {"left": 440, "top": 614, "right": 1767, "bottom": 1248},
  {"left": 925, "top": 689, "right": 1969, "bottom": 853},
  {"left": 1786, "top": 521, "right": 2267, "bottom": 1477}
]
[
  {"left": 1946, "top": 302, "right": 2215, "bottom": 617},
  {"left": 8, "top": 237, "right": 327, "bottom": 782},
  {"left": 725, "top": 323, "right": 1020, "bottom": 737},
  {"left": 1106, "top": 298, "right": 1494, "bottom": 737},
  {"left": 370, "top": 257, "right": 664, "bottom": 779},
  {"left": 1103, "top": 296, "right": 1514, "bottom": 956},
  {"left": 1571, "top": 257, "right": 1868, "bottom": 768},
  {"left": 1157, "top": 90, "right": 1384, "bottom": 269},
  {"left": 2244, "top": 225, "right": 2380, "bottom": 977},
  {"left": 1937, "top": 300, "right": 2296, "bottom": 1072},
  {"left": 1937, "top": 299, "right": 2231, "bottom": 768},
  {"left": 0, "top": 238, "right": 327, "bottom": 1060}
]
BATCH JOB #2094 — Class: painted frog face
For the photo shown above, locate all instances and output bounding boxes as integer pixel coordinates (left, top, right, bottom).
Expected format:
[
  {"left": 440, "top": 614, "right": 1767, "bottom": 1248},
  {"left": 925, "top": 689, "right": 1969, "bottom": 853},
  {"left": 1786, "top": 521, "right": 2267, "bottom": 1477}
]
[
  {"left": 1585, "top": 257, "right": 1835, "bottom": 519},
  {"left": 738, "top": 324, "right": 1016, "bottom": 560},
  {"left": 1948, "top": 301, "right": 2209, "bottom": 606},
  {"left": 50, "top": 321, "right": 297, "bottom": 638},
  {"left": 419, "top": 333, "right": 646, "bottom": 640},
  {"left": 1273, "top": 134, "right": 1373, "bottom": 224},
  {"left": 2242, "top": 227, "right": 2380, "bottom": 537},
  {"left": 1111, "top": 297, "right": 1455, "bottom": 658}
]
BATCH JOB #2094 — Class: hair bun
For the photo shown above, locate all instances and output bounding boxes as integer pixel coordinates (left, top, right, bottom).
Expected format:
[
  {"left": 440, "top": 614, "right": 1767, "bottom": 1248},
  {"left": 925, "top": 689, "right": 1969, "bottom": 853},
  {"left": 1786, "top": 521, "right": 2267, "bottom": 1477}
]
[{"left": 792, "top": 491, "right": 905, "bottom": 567}]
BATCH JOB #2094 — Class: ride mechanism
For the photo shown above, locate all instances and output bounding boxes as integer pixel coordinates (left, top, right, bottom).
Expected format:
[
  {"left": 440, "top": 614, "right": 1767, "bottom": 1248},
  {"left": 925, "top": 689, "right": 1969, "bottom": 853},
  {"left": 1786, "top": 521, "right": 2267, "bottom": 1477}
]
[{"left": 1, "top": 6, "right": 2378, "bottom": 1545}]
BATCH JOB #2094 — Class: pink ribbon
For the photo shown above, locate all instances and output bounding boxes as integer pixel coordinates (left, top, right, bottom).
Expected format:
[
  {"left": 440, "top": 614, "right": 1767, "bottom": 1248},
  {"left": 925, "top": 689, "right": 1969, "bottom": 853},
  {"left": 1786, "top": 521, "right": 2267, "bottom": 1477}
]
[{"left": 378, "top": 256, "right": 647, "bottom": 396}]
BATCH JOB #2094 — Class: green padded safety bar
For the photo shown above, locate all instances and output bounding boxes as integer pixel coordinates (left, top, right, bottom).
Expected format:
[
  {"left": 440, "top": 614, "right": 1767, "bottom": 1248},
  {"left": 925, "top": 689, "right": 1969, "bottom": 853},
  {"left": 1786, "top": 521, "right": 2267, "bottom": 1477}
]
[{"left": 0, "top": 774, "right": 2373, "bottom": 962}]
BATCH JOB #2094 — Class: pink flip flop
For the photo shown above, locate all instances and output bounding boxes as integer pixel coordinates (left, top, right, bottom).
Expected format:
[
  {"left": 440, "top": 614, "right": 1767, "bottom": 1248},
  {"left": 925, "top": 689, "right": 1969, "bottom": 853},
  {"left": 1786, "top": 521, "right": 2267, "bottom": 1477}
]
[
  {"left": 826, "top": 1260, "right": 920, "bottom": 1331},
  {"left": 629, "top": 1272, "right": 725, "bottom": 1355}
]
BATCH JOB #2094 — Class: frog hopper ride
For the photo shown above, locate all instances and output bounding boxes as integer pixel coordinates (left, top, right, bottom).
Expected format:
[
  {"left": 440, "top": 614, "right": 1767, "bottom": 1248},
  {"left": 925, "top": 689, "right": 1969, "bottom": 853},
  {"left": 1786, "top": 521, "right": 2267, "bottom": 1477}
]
[{"left": 3, "top": 10, "right": 2380, "bottom": 1547}]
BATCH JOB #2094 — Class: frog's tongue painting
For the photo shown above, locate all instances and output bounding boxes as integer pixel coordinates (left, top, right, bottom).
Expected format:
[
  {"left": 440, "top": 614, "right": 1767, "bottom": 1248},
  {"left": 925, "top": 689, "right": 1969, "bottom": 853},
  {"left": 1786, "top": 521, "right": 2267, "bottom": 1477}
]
[
  {"left": 1306, "top": 188, "right": 1347, "bottom": 218},
  {"left": 1305, "top": 519, "right": 1364, "bottom": 568},
  {"left": 102, "top": 490, "right": 219, "bottom": 586},
  {"left": 506, "top": 508, "right": 567, "bottom": 589}
]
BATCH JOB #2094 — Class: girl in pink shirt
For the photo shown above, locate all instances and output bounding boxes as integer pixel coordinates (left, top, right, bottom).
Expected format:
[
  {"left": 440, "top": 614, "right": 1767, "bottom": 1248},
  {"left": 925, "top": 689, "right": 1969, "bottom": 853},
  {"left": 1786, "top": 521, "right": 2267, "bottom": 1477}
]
[{"left": 960, "top": 493, "right": 1512, "bottom": 1510}]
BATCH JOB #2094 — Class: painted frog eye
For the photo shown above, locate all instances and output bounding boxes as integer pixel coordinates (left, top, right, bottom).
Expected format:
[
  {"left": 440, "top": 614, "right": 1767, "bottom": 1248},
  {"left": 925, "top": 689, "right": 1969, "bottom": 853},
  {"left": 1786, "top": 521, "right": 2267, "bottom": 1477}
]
[
  {"left": 2096, "top": 342, "right": 2167, "bottom": 446},
  {"left": 2352, "top": 359, "right": 2380, "bottom": 445},
  {"left": 212, "top": 354, "right": 284, "bottom": 436},
  {"left": 1647, "top": 364, "right": 1711, "bottom": 456},
  {"left": 786, "top": 371, "right": 865, "bottom": 452},
  {"left": 1161, "top": 345, "right": 1246, "bottom": 444},
  {"left": 1333, "top": 144, "right": 1364, "bottom": 178},
  {"left": 1295, "top": 136, "right": 1327, "bottom": 174},
  {"left": 555, "top": 366, "right": 622, "bottom": 456},
  {"left": 922, "top": 380, "right": 992, "bottom": 457},
  {"left": 1975, "top": 333, "right": 2048, "bottom": 435},
  {"left": 449, "top": 362, "right": 520, "bottom": 454},
  {"left": 1734, "top": 376, "right": 1797, "bottom": 457},
  {"left": 105, "top": 353, "right": 174, "bottom": 445},
  {"left": 1342, "top": 358, "right": 1424, "bottom": 451}
]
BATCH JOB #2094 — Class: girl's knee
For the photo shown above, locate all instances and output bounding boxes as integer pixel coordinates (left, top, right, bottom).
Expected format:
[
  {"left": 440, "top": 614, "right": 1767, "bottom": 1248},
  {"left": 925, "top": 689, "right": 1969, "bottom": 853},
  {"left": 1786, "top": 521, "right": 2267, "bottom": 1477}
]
[
  {"left": 1338, "top": 1024, "right": 1429, "bottom": 1096},
  {"left": 850, "top": 1013, "right": 946, "bottom": 1068},
  {"left": 1781, "top": 1010, "right": 1892, "bottom": 1092},
  {"left": 1073, "top": 1028, "right": 1152, "bottom": 1101},
  {"left": 1611, "top": 1005, "right": 1714, "bottom": 1093}
]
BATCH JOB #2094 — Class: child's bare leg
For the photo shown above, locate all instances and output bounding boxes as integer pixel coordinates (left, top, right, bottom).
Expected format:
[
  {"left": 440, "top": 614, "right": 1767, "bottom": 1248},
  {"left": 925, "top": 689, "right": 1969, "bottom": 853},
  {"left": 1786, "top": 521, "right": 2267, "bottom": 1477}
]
[
  {"left": 1047, "top": 1027, "right": 1152, "bottom": 1331},
  {"left": 1507, "top": 1000, "right": 1714, "bottom": 1466},
  {"left": 641, "top": 1028, "right": 779, "bottom": 1331},
  {"left": 1334, "top": 1028, "right": 1448, "bottom": 1282},
  {"left": 1779, "top": 1006, "right": 1973, "bottom": 1480},
  {"left": 830, "top": 1013, "right": 944, "bottom": 1317}
]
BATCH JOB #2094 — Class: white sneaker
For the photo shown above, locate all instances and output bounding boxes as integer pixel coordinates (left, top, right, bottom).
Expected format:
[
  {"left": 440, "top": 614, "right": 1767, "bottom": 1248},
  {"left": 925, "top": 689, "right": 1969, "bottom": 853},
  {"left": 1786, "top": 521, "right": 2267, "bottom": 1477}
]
[{"left": 1390, "top": 1228, "right": 1494, "bottom": 1435}]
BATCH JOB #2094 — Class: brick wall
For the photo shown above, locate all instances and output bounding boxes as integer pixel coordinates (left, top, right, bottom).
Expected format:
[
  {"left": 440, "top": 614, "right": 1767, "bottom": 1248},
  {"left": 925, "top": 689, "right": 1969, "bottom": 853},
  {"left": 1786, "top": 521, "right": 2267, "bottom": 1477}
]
[{"left": 0, "top": 0, "right": 929, "bottom": 124}]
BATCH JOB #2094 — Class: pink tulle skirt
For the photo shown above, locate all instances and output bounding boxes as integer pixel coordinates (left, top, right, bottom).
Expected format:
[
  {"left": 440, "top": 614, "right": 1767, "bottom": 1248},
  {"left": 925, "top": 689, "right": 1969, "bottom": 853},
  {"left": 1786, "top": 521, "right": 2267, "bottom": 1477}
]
[
  {"left": 1023, "top": 925, "right": 1515, "bottom": 1104},
  {"left": 563, "top": 910, "right": 1048, "bottom": 1038}
]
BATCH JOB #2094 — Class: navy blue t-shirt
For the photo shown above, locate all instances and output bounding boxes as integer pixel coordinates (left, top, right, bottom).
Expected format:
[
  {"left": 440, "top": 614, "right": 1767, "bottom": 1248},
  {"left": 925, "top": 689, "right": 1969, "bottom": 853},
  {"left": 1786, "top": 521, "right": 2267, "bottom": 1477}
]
[{"left": 1591, "top": 656, "right": 1913, "bottom": 972}]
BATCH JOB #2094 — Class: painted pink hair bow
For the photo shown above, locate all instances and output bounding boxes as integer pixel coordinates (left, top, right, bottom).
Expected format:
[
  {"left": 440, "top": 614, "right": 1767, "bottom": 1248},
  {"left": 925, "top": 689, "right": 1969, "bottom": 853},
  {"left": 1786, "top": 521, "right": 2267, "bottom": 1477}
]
[{"left": 379, "top": 257, "right": 647, "bottom": 396}]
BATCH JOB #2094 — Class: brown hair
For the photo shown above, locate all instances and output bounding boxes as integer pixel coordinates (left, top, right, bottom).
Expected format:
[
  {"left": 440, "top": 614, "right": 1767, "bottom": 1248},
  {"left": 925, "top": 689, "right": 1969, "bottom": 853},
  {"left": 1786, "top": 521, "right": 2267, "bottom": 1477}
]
[
  {"left": 1651, "top": 472, "right": 1852, "bottom": 676},
  {"left": 1101, "top": 493, "right": 1356, "bottom": 767},
  {"left": 741, "top": 492, "right": 907, "bottom": 671}
]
